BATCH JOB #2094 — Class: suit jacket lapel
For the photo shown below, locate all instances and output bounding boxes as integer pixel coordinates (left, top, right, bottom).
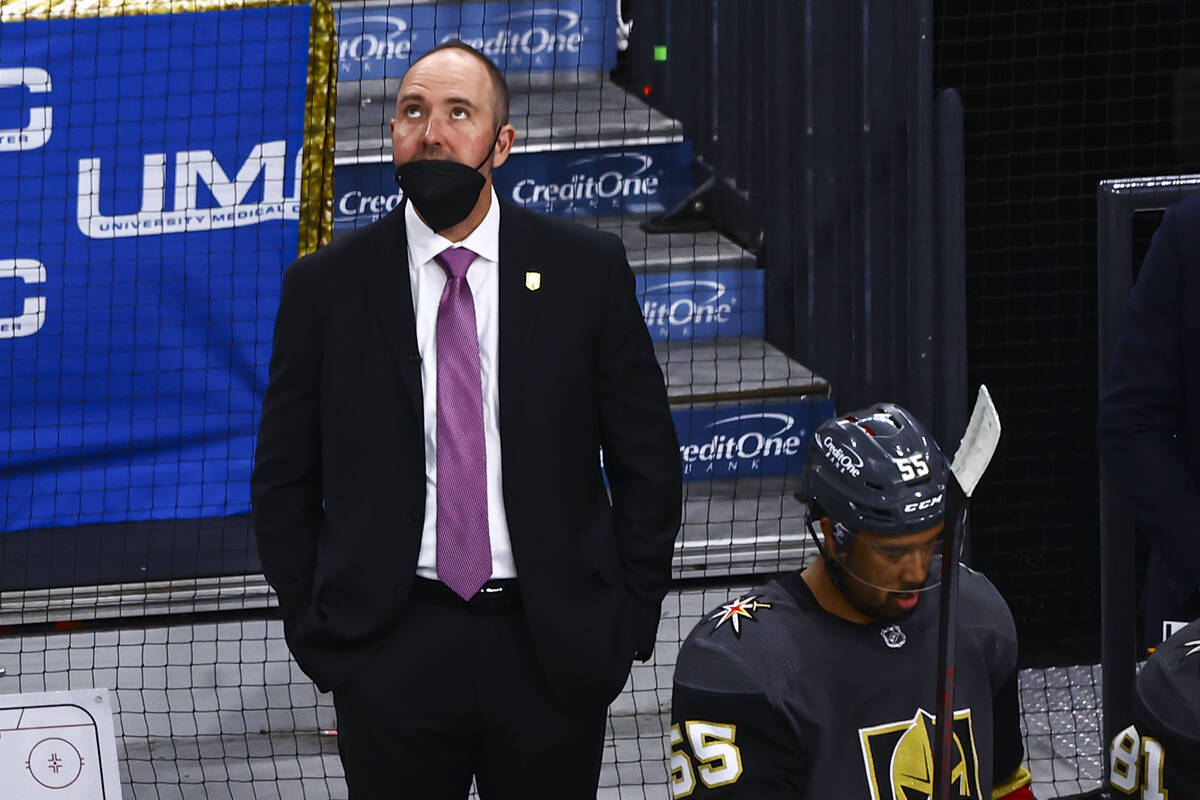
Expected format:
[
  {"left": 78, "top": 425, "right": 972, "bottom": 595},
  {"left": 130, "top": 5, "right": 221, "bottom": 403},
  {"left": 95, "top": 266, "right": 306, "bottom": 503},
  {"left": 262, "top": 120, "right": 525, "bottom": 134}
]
[
  {"left": 498, "top": 203, "right": 539, "bottom": 433},
  {"left": 365, "top": 208, "right": 423, "bottom": 416}
]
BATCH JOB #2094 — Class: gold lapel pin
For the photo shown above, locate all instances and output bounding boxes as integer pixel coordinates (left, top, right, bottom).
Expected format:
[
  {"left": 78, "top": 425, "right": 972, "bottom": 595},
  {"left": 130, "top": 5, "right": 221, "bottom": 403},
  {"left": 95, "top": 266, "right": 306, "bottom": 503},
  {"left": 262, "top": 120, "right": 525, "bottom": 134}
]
[{"left": 525, "top": 271, "right": 542, "bottom": 291}]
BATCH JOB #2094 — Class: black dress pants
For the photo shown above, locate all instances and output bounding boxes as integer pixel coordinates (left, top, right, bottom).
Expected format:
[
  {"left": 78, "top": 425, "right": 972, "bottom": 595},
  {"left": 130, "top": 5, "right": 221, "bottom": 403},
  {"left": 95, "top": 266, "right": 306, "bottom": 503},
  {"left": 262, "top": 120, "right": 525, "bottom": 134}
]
[{"left": 332, "top": 588, "right": 609, "bottom": 799}]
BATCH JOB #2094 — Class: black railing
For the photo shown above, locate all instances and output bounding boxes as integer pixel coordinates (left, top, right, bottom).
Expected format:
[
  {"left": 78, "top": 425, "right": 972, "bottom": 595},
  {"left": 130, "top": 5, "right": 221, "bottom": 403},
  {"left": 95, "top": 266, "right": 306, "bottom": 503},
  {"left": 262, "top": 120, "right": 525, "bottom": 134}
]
[{"left": 625, "top": 0, "right": 967, "bottom": 449}]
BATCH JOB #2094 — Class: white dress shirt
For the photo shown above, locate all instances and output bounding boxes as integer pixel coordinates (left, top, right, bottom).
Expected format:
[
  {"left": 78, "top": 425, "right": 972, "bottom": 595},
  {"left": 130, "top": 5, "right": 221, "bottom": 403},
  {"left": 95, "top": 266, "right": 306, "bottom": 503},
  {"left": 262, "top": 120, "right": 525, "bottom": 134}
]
[{"left": 406, "top": 189, "right": 516, "bottom": 580}]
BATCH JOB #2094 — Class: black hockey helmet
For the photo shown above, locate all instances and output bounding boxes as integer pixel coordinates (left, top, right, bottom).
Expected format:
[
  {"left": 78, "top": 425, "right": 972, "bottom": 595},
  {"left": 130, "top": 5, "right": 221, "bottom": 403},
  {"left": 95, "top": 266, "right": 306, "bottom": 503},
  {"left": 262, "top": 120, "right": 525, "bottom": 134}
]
[
  {"left": 1132, "top": 618, "right": 1200, "bottom": 772},
  {"left": 798, "top": 403, "right": 949, "bottom": 538}
]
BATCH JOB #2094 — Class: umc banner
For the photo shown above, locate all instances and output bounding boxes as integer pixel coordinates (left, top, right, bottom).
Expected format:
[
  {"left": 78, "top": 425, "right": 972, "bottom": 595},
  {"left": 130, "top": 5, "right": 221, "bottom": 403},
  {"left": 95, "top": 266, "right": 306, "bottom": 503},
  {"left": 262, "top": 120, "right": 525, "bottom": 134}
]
[{"left": 1, "top": 0, "right": 332, "bottom": 543}]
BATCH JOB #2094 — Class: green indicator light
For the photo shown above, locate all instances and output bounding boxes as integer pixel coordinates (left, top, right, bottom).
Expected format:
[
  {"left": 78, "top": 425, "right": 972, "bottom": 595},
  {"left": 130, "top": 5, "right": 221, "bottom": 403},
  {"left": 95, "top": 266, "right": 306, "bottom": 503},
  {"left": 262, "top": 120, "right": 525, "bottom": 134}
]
[{"left": 654, "top": 45, "right": 668, "bottom": 61}]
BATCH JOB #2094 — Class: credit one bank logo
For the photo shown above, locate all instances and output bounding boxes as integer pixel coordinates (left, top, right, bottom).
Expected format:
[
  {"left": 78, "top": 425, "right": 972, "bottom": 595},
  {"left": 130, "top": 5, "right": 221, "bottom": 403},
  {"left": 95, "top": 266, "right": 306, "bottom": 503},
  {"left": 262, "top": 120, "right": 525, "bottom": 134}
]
[
  {"left": 509, "top": 153, "right": 661, "bottom": 214},
  {"left": 335, "top": 184, "right": 402, "bottom": 228},
  {"left": 452, "top": 9, "right": 583, "bottom": 58},
  {"left": 679, "top": 412, "right": 807, "bottom": 478},
  {"left": 641, "top": 278, "right": 733, "bottom": 338},
  {"left": 635, "top": 270, "right": 762, "bottom": 342},
  {"left": 332, "top": 152, "right": 661, "bottom": 223},
  {"left": 333, "top": 145, "right": 688, "bottom": 229},
  {"left": 338, "top": 14, "right": 413, "bottom": 72},
  {"left": 76, "top": 142, "right": 302, "bottom": 238},
  {"left": 337, "top": 6, "right": 591, "bottom": 79}
]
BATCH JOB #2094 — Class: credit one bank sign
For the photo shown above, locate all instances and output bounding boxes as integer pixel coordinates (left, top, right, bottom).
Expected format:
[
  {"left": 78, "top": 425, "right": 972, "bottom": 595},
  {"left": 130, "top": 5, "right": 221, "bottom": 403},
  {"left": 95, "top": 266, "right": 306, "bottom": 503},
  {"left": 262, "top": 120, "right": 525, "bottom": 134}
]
[
  {"left": 672, "top": 400, "right": 835, "bottom": 482},
  {"left": 337, "top": 0, "right": 616, "bottom": 80},
  {"left": 333, "top": 143, "right": 693, "bottom": 229},
  {"left": 0, "top": 8, "right": 310, "bottom": 531}
]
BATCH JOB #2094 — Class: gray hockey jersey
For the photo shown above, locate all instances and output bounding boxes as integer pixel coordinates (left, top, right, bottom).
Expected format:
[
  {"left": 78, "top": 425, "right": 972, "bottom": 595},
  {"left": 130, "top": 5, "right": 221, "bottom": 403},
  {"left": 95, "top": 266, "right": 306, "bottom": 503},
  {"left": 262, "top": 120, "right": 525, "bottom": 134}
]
[{"left": 670, "top": 566, "right": 1023, "bottom": 799}]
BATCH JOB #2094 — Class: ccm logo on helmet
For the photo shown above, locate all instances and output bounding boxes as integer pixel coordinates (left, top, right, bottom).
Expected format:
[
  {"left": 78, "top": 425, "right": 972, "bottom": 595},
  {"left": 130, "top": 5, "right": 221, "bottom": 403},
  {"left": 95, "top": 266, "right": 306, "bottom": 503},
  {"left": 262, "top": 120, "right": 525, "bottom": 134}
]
[{"left": 903, "top": 494, "right": 944, "bottom": 513}]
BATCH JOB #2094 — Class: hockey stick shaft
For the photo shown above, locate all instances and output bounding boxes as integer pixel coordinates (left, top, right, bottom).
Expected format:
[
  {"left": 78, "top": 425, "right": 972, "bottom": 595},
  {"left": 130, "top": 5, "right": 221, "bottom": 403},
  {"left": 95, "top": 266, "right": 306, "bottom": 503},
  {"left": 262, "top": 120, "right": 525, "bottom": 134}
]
[
  {"left": 933, "top": 496, "right": 968, "bottom": 800},
  {"left": 933, "top": 385, "right": 1001, "bottom": 800}
]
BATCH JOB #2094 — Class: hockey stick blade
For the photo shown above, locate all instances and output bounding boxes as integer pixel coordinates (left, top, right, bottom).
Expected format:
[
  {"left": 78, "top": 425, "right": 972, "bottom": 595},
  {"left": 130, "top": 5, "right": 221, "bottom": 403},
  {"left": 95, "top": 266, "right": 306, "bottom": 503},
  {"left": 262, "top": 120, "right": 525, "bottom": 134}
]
[{"left": 950, "top": 384, "right": 1001, "bottom": 499}]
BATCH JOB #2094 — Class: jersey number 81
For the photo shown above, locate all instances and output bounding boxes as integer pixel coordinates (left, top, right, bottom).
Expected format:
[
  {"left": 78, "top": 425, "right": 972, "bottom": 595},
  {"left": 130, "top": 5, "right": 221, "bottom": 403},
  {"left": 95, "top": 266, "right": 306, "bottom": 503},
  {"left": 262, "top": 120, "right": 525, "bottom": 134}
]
[{"left": 1110, "top": 724, "right": 1168, "bottom": 799}]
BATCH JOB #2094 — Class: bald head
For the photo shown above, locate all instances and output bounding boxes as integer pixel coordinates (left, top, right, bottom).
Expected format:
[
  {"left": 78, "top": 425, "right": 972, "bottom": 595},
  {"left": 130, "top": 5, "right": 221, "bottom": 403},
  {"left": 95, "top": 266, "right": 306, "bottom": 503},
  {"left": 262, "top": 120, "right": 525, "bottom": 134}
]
[{"left": 404, "top": 40, "right": 510, "bottom": 129}]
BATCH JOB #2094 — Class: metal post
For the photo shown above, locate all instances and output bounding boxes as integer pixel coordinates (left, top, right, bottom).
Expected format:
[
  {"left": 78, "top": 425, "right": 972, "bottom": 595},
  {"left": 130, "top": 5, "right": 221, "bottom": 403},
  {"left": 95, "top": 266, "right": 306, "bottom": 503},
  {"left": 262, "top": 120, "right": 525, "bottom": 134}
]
[
  {"left": 1096, "top": 182, "right": 1140, "bottom": 774},
  {"left": 1095, "top": 174, "right": 1200, "bottom": 774},
  {"left": 934, "top": 88, "right": 968, "bottom": 555},
  {"left": 907, "top": 0, "right": 935, "bottom": 425}
]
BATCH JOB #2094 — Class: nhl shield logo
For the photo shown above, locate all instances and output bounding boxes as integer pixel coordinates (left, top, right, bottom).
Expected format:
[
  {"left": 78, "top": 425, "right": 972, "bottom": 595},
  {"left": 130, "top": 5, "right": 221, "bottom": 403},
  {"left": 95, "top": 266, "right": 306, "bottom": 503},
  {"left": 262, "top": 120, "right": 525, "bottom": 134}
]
[
  {"left": 881, "top": 625, "right": 907, "bottom": 649},
  {"left": 525, "top": 271, "right": 542, "bottom": 291}
]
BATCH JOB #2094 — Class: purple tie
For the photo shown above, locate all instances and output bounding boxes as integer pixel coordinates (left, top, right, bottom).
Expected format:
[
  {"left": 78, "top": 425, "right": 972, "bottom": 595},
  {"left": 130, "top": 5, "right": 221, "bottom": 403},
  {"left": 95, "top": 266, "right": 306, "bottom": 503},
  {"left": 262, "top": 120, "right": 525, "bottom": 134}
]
[{"left": 434, "top": 247, "right": 491, "bottom": 600}]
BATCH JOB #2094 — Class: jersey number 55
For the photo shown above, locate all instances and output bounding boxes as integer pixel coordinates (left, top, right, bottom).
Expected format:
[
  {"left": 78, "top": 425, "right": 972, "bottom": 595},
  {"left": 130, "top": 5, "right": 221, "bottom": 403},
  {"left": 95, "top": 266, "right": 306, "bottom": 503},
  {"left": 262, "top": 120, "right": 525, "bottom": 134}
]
[{"left": 669, "top": 721, "right": 744, "bottom": 797}]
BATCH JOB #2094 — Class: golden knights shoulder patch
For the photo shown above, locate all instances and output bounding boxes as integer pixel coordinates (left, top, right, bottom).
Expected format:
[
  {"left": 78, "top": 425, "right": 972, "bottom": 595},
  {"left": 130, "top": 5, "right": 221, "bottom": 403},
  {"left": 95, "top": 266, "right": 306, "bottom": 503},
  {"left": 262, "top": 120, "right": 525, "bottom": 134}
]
[
  {"left": 858, "top": 708, "right": 982, "bottom": 799},
  {"left": 709, "top": 595, "right": 771, "bottom": 637}
]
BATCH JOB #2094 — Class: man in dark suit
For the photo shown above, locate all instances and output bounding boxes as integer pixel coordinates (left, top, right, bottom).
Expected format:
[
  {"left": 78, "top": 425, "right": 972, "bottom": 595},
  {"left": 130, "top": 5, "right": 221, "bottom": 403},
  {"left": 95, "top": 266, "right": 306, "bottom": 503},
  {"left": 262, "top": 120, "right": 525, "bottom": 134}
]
[
  {"left": 1098, "top": 192, "right": 1200, "bottom": 647},
  {"left": 251, "top": 40, "right": 682, "bottom": 798}
]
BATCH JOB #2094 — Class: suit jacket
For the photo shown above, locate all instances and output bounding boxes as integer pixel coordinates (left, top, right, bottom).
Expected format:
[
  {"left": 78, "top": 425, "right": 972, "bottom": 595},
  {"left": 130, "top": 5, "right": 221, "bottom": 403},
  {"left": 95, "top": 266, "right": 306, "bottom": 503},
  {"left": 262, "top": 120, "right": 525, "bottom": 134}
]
[
  {"left": 251, "top": 201, "right": 682, "bottom": 708},
  {"left": 1098, "top": 192, "right": 1200, "bottom": 619}
]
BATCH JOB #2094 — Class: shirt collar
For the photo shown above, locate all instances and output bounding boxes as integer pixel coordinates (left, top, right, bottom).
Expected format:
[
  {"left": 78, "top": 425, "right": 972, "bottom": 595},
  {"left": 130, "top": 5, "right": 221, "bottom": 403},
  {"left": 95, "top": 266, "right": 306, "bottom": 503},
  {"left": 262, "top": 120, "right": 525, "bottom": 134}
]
[{"left": 405, "top": 186, "right": 501, "bottom": 267}]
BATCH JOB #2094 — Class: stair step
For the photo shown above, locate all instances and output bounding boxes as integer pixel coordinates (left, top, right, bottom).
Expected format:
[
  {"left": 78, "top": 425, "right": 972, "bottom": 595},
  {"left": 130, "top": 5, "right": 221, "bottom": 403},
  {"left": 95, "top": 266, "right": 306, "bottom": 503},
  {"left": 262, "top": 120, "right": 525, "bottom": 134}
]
[
  {"left": 333, "top": 0, "right": 619, "bottom": 83},
  {"left": 591, "top": 216, "right": 755, "bottom": 274},
  {"left": 493, "top": 142, "right": 695, "bottom": 218},
  {"left": 637, "top": 268, "right": 763, "bottom": 343},
  {"left": 658, "top": 337, "right": 829, "bottom": 403},
  {"left": 671, "top": 394, "right": 834, "bottom": 484},
  {"left": 334, "top": 142, "right": 697, "bottom": 231},
  {"left": 610, "top": 214, "right": 763, "bottom": 343},
  {"left": 336, "top": 79, "right": 683, "bottom": 163},
  {"left": 676, "top": 476, "right": 815, "bottom": 577},
  {"left": 508, "top": 81, "right": 684, "bottom": 152},
  {"left": 335, "top": 72, "right": 611, "bottom": 114}
]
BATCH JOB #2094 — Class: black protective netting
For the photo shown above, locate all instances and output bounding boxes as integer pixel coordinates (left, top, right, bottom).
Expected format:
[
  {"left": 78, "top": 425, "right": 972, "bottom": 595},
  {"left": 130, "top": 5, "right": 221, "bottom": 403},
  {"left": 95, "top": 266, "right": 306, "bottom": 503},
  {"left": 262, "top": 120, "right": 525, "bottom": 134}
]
[
  {"left": 935, "top": 0, "right": 1200, "bottom": 666},
  {"left": 5, "top": 1, "right": 1198, "bottom": 797}
]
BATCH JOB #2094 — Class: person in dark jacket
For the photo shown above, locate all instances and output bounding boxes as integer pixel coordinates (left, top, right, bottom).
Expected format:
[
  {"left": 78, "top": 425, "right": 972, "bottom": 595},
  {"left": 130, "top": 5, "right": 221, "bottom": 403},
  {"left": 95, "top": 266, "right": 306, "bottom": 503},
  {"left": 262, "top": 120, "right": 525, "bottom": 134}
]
[
  {"left": 252, "top": 40, "right": 682, "bottom": 799},
  {"left": 1098, "top": 192, "right": 1200, "bottom": 646}
]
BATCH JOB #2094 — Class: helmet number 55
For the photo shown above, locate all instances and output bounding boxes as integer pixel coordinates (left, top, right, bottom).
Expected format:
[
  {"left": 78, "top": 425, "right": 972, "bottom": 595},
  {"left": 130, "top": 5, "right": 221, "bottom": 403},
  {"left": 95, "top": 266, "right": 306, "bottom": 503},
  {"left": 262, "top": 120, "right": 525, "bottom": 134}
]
[{"left": 895, "top": 453, "right": 929, "bottom": 482}]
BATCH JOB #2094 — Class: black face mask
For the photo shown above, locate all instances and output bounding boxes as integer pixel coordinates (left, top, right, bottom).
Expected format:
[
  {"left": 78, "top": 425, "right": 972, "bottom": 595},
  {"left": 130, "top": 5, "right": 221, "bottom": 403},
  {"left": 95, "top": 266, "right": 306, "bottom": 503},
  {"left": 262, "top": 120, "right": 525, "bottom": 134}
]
[{"left": 394, "top": 129, "right": 501, "bottom": 233}]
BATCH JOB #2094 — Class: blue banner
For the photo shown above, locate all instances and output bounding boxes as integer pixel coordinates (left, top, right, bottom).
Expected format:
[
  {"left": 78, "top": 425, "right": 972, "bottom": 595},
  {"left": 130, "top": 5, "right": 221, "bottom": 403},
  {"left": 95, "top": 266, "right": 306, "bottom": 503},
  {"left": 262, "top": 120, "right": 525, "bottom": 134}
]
[
  {"left": 334, "top": 142, "right": 694, "bottom": 229},
  {"left": 1, "top": 8, "right": 311, "bottom": 532},
  {"left": 337, "top": 0, "right": 616, "bottom": 81},
  {"left": 636, "top": 268, "right": 763, "bottom": 343},
  {"left": 494, "top": 143, "right": 694, "bottom": 216},
  {"left": 671, "top": 399, "right": 835, "bottom": 483}
]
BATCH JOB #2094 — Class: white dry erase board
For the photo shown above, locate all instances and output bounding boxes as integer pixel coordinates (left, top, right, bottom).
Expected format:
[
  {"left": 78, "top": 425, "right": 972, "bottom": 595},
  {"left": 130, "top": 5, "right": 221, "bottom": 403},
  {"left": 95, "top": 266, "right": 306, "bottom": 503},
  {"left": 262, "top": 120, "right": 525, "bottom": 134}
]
[{"left": 0, "top": 689, "right": 123, "bottom": 799}]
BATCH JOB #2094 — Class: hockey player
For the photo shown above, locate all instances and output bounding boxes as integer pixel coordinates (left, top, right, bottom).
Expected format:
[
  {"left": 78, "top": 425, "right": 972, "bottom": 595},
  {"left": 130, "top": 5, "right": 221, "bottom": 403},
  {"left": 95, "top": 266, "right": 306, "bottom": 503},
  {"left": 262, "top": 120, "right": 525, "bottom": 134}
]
[
  {"left": 1108, "top": 617, "right": 1200, "bottom": 797},
  {"left": 670, "top": 403, "right": 1034, "bottom": 799}
]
